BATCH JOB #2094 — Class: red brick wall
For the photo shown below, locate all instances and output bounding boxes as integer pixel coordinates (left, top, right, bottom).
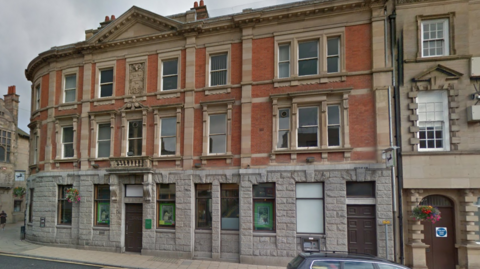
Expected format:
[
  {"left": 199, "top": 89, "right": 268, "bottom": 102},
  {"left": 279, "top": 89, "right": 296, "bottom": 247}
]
[
  {"left": 231, "top": 43, "right": 242, "bottom": 85},
  {"left": 147, "top": 54, "right": 158, "bottom": 93},
  {"left": 195, "top": 48, "right": 206, "bottom": 89},
  {"left": 40, "top": 74, "right": 49, "bottom": 109},
  {"left": 116, "top": 59, "right": 126, "bottom": 96},
  {"left": 346, "top": 24, "right": 372, "bottom": 72},
  {"left": 252, "top": 37, "right": 274, "bottom": 81}
]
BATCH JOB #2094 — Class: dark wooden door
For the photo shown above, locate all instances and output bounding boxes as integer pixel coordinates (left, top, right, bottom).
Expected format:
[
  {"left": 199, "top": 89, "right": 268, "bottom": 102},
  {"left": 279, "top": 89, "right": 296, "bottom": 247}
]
[
  {"left": 423, "top": 206, "right": 456, "bottom": 269},
  {"left": 347, "top": 205, "right": 377, "bottom": 255},
  {"left": 125, "top": 204, "right": 143, "bottom": 253}
]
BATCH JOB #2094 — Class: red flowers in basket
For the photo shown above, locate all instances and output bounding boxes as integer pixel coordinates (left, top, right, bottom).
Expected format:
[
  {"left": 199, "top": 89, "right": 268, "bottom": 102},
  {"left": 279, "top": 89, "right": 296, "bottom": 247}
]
[
  {"left": 66, "top": 188, "right": 81, "bottom": 203},
  {"left": 412, "top": 205, "right": 441, "bottom": 223}
]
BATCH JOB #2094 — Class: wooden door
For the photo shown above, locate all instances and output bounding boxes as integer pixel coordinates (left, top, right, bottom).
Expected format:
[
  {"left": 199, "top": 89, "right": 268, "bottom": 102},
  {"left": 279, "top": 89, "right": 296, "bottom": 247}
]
[
  {"left": 125, "top": 204, "right": 143, "bottom": 253},
  {"left": 423, "top": 206, "right": 456, "bottom": 269},
  {"left": 347, "top": 205, "right": 377, "bottom": 255}
]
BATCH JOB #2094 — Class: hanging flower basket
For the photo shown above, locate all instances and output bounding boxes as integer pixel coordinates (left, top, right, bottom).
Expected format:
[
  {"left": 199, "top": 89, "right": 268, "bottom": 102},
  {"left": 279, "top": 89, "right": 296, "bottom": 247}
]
[
  {"left": 412, "top": 205, "right": 441, "bottom": 223},
  {"left": 13, "top": 187, "right": 26, "bottom": 198},
  {"left": 66, "top": 188, "right": 81, "bottom": 203}
]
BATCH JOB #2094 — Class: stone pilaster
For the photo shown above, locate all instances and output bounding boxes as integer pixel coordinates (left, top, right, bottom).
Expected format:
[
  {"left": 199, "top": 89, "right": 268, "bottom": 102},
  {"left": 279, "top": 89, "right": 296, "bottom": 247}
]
[
  {"left": 80, "top": 60, "right": 92, "bottom": 170},
  {"left": 183, "top": 35, "right": 196, "bottom": 169},
  {"left": 239, "top": 174, "right": 254, "bottom": 260},
  {"left": 78, "top": 176, "right": 94, "bottom": 245},
  {"left": 175, "top": 174, "right": 194, "bottom": 257},
  {"left": 240, "top": 27, "right": 253, "bottom": 168},
  {"left": 457, "top": 190, "right": 480, "bottom": 269},
  {"left": 142, "top": 173, "right": 156, "bottom": 252},
  {"left": 274, "top": 173, "right": 296, "bottom": 257},
  {"left": 324, "top": 171, "right": 348, "bottom": 252},
  {"left": 108, "top": 174, "right": 122, "bottom": 251},
  {"left": 211, "top": 180, "right": 221, "bottom": 260},
  {"left": 405, "top": 190, "right": 428, "bottom": 269}
]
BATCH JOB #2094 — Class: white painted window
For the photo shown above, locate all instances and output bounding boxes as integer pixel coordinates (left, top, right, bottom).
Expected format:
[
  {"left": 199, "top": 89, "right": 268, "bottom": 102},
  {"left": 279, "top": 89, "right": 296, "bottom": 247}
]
[
  {"left": 160, "top": 117, "right": 176, "bottom": 155},
  {"left": 278, "top": 44, "right": 290, "bottom": 78},
  {"left": 296, "top": 183, "right": 324, "bottom": 233},
  {"left": 162, "top": 59, "right": 178, "bottom": 91},
  {"left": 62, "top": 127, "right": 74, "bottom": 158},
  {"left": 277, "top": 108, "right": 290, "bottom": 149},
  {"left": 64, "top": 74, "right": 76, "bottom": 103},
  {"left": 327, "top": 37, "right": 340, "bottom": 73},
  {"left": 210, "top": 54, "right": 227, "bottom": 86},
  {"left": 327, "top": 105, "right": 341, "bottom": 147},
  {"left": 128, "top": 120, "right": 142, "bottom": 156},
  {"left": 421, "top": 19, "right": 449, "bottom": 57},
  {"left": 298, "top": 40, "right": 318, "bottom": 76},
  {"left": 35, "top": 84, "right": 41, "bottom": 110},
  {"left": 97, "top": 123, "right": 111, "bottom": 158},
  {"left": 99, "top": 69, "right": 114, "bottom": 97},
  {"left": 417, "top": 91, "right": 450, "bottom": 151},
  {"left": 33, "top": 136, "right": 38, "bottom": 164},
  {"left": 297, "top": 107, "right": 319, "bottom": 148},
  {"left": 209, "top": 114, "right": 227, "bottom": 154}
]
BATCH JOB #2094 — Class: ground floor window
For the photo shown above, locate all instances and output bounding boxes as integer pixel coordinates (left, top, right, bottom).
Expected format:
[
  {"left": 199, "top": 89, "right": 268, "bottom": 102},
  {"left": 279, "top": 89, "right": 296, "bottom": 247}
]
[
  {"left": 29, "top": 189, "right": 34, "bottom": 223},
  {"left": 157, "top": 184, "right": 175, "bottom": 227},
  {"left": 196, "top": 184, "right": 212, "bottom": 229},
  {"left": 95, "top": 185, "right": 110, "bottom": 226},
  {"left": 221, "top": 184, "right": 239, "bottom": 230},
  {"left": 58, "top": 185, "right": 73, "bottom": 225},
  {"left": 253, "top": 183, "right": 275, "bottom": 231},
  {"left": 296, "top": 183, "right": 324, "bottom": 233},
  {"left": 14, "top": 200, "right": 21, "bottom": 212}
]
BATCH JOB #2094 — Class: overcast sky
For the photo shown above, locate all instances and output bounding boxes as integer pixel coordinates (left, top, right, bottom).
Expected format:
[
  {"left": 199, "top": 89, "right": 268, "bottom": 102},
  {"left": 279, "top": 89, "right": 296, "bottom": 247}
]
[{"left": 0, "top": 0, "right": 298, "bottom": 132}]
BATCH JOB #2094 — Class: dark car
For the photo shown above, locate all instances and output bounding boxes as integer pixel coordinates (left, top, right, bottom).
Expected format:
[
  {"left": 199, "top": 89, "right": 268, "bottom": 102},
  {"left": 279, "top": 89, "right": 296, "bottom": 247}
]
[{"left": 287, "top": 252, "right": 411, "bottom": 269}]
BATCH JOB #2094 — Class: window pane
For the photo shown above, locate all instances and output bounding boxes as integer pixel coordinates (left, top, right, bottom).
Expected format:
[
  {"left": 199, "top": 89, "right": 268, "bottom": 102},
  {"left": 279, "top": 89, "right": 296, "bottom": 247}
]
[
  {"left": 297, "top": 199, "right": 323, "bottom": 233},
  {"left": 158, "top": 184, "right": 175, "bottom": 199},
  {"left": 253, "top": 183, "right": 275, "bottom": 198},
  {"left": 299, "top": 41, "right": 318, "bottom": 59},
  {"left": 161, "top": 118, "right": 176, "bottom": 137},
  {"left": 98, "top": 124, "right": 111, "bottom": 140},
  {"left": 328, "top": 106, "right": 340, "bottom": 125},
  {"left": 59, "top": 200, "right": 72, "bottom": 224},
  {"left": 347, "top": 182, "right": 375, "bottom": 197},
  {"left": 159, "top": 202, "right": 175, "bottom": 225},
  {"left": 210, "top": 114, "right": 226, "bottom": 134},
  {"left": 298, "top": 59, "right": 318, "bottom": 76},
  {"left": 279, "top": 45, "right": 290, "bottom": 61},
  {"left": 163, "top": 59, "right": 178, "bottom": 76},
  {"left": 277, "top": 130, "right": 289, "bottom": 148},
  {"left": 327, "top": 37, "right": 339, "bottom": 55},
  {"left": 65, "top": 89, "right": 76, "bottom": 102},
  {"left": 279, "top": 109, "right": 290, "bottom": 129},
  {"left": 344, "top": 262, "right": 375, "bottom": 269},
  {"left": 65, "top": 75, "right": 76, "bottom": 89},
  {"left": 0, "top": 147, "right": 5, "bottom": 162},
  {"left": 128, "top": 139, "right": 142, "bottom": 156},
  {"left": 163, "top": 76, "right": 178, "bottom": 90},
  {"left": 211, "top": 54, "right": 227, "bottom": 70},
  {"left": 299, "top": 107, "right": 317, "bottom": 126},
  {"left": 14, "top": 201, "right": 21, "bottom": 212},
  {"left": 100, "top": 69, "right": 113, "bottom": 83},
  {"left": 98, "top": 141, "right": 110, "bottom": 158},
  {"left": 197, "top": 198, "right": 212, "bottom": 228},
  {"left": 327, "top": 57, "right": 339, "bottom": 73},
  {"left": 96, "top": 202, "right": 110, "bottom": 224},
  {"left": 161, "top": 137, "right": 176, "bottom": 155},
  {"left": 298, "top": 127, "right": 317, "bottom": 147},
  {"left": 328, "top": 126, "right": 340, "bottom": 146},
  {"left": 100, "top": 84, "right": 113, "bottom": 97},
  {"left": 128, "top": 121, "right": 142, "bottom": 138},
  {"left": 63, "top": 127, "right": 73, "bottom": 143},
  {"left": 296, "top": 183, "right": 323, "bottom": 198},
  {"left": 209, "top": 135, "right": 226, "bottom": 154},
  {"left": 221, "top": 197, "right": 239, "bottom": 230},
  {"left": 211, "top": 70, "right": 227, "bottom": 86},
  {"left": 254, "top": 201, "right": 274, "bottom": 231},
  {"left": 279, "top": 62, "right": 290, "bottom": 78},
  {"left": 311, "top": 261, "right": 341, "bottom": 269},
  {"left": 64, "top": 144, "right": 74, "bottom": 158},
  {"left": 97, "top": 186, "right": 110, "bottom": 199}
]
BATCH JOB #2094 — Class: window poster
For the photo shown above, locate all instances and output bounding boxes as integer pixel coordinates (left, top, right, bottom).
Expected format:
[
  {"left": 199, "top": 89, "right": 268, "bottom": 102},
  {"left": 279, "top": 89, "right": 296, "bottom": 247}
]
[
  {"left": 254, "top": 202, "right": 273, "bottom": 230},
  {"left": 97, "top": 202, "right": 110, "bottom": 224},
  {"left": 159, "top": 203, "right": 175, "bottom": 226}
]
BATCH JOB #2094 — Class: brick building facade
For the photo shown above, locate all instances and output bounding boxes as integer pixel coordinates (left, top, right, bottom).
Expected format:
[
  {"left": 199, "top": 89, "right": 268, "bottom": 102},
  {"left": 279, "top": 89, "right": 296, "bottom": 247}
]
[{"left": 25, "top": 0, "right": 395, "bottom": 265}]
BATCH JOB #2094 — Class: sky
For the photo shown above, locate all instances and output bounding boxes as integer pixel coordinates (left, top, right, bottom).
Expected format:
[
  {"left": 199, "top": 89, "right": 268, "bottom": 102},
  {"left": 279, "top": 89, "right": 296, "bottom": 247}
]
[{"left": 0, "top": 0, "right": 298, "bottom": 132}]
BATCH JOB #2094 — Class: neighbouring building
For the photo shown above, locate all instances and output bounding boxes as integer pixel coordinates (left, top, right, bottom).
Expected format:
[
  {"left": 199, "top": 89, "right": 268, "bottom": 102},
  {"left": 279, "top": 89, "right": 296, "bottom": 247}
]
[
  {"left": 24, "top": 0, "right": 395, "bottom": 265},
  {"left": 0, "top": 86, "right": 30, "bottom": 224},
  {"left": 395, "top": 0, "right": 480, "bottom": 268}
]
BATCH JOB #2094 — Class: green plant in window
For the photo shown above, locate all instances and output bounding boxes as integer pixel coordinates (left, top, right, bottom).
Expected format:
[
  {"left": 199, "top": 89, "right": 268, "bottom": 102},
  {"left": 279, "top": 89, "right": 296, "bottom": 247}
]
[{"left": 13, "top": 187, "right": 26, "bottom": 198}]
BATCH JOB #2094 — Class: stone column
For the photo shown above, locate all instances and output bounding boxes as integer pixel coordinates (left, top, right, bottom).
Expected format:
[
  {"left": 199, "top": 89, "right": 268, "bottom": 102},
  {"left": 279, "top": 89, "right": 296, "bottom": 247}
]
[
  {"left": 275, "top": 173, "right": 297, "bottom": 257},
  {"left": 240, "top": 27, "right": 253, "bottom": 168},
  {"left": 457, "top": 190, "right": 480, "bottom": 269},
  {"left": 405, "top": 190, "right": 428, "bottom": 269},
  {"left": 80, "top": 58, "right": 92, "bottom": 170},
  {"left": 183, "top": 34, "right": 196, "bottom": 169},
  {"left": 175, "top": 174, "right": 194, "bottom": 257},
  {"left": 108, "top": 174, "right": 122, "bottom": 252},
  {"left": 239, "top": 174, "right": 254, "bottom": 262},
  {"left": 211, "top": 180, "right": 221, "bottom": 260},
  {"left": 142, "top": 173, "right": 156, "bottom": 252},
  {"left": 44, "top": 64, "right": 57, "bottom": 171},
  {"left": 78, "top": 175, "right": 94, "bottom": 246}
]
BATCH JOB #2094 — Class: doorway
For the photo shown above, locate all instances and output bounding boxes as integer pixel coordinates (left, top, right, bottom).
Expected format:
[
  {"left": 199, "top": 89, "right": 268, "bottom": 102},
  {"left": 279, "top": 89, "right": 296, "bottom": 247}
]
[
  {"left": 347, "top": 205, "right": 377, "bottom": 255},
  {"left": 421, "top": 195, "right": 456, "bottom": 269},
  {"left": 125, "top": 204, "right": 143, "bottom": 253}
]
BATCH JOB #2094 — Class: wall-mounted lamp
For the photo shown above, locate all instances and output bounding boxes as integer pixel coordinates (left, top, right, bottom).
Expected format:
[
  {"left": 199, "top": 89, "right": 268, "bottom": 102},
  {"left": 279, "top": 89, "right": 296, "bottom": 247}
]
[
  {"left": 92, "top": 164, "right": 99, "bottom": 169},
  {"left": 306, "top": 157, "right": 315, "bottom": 163},
  {"left": 194, "top": 163, "right": 202, "bottom": 169}
]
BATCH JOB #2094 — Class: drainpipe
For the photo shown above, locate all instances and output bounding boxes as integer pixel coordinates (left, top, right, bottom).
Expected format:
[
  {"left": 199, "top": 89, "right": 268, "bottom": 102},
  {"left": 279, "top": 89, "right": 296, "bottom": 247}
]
[{"left": 389, "top": 10, "right": 405, "bottom": 265}]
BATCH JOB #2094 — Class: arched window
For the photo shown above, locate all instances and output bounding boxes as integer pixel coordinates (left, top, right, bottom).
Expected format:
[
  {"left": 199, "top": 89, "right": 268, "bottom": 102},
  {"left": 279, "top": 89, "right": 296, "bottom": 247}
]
[{"left": 420, "top": 195, "right": 453, "bottom": 207}]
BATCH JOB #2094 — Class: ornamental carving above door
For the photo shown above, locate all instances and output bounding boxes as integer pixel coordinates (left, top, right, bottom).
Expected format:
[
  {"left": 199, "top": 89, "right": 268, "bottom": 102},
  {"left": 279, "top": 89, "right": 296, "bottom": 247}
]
[{"left": 129, "top": 63, "right": 145, "bottom": 95}]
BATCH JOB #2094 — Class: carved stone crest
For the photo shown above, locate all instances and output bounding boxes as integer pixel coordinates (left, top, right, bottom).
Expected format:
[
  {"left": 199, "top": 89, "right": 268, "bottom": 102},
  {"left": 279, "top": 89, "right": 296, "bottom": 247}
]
[{"left": 129, "top": 63, "right": 145, "bottom": 95}]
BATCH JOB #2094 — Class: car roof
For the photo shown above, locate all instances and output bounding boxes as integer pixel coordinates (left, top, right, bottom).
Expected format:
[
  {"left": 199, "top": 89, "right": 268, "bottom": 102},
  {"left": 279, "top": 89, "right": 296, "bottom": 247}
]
[{"left": 299, "top": 252, "right": 399, "bottom": 263}]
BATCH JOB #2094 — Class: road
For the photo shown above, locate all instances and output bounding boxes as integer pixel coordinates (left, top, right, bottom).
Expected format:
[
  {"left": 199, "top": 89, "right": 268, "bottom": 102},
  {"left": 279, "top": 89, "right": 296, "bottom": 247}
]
[{"left": 0, "top": 253, "right": 105, "bottom": 269}]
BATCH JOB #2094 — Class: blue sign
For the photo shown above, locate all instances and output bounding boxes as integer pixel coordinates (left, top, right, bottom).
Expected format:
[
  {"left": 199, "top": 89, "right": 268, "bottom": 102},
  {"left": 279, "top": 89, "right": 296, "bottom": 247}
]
[{"left": 436, "top": 227, "right": 447, "bottom": 237}]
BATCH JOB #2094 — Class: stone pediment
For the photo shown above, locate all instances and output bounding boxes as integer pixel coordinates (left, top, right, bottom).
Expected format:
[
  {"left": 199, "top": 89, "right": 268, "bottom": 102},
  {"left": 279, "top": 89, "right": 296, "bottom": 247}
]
[
  {"left": 411, "top": 64, "right": 463, "bottom": 90},
  {"left": 118, "top": 98, "right": 149, "bottom": 112},
  {"left": 89, "top": 6, "right": 182, "bottom": 44}
]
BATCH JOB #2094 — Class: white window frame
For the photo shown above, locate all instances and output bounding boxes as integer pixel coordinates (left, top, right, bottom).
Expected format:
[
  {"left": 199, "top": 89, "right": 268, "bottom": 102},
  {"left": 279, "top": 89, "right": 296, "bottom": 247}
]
[
  {"left": 208, "top": 113, "right": 227, "bottom": 155},
  {"left": 277, "top": 108, "right": 290, "bottom": 149},
  {"left": 61, "top": 126, "right": 74, "bottom": 159},
  {"left": 127, "top": 120, "right": 143, "bottom": 156},
  {"left": 35, "top": 84, "right": 41, "bottom": 110},
  {"left": 63, "top": 74, "right": 77, "bottom": 103},
  {"left": 297, "top": 106, "right": 319, "bottom": 149},
  {"left": 278, "top": 44, "right": 291, "bottom": 78},
  {"left": 160, "top": 117, "right": 177, "bottom": 156},
  {"left": 205, "top": 44, "right": 231, "bottom": 88},
  {"left": 297, "top": 40, "right": 319, "bottom": 77},
  {"left": 327, "top": 105, "right": 341, "bottom": 147},
  {"left": 161, "top": 58, "right": 179, "bottom": 91},
  {"left": 296, "top": 183, "right": 324, "bottom": 234},
  {"left": 416, "top": 90, "right": 450, "bottom": 151},
  {"left": 209, "top": 53, "right": 228, "bottom": 87},
  {"left": 33, "top": 135, "right": 38, "bottom": 164},
  {"left": 421, "top": 19, "right": 449, "bottom": 58},
  {"left": 96, "top": 123, "right": 111, "bottom": 158},
  {"left": 99, "top": 68, "right": 114, "bottom": 98},
  {"left": 326, "top": 37, "right": 340, "bottom": 73}
]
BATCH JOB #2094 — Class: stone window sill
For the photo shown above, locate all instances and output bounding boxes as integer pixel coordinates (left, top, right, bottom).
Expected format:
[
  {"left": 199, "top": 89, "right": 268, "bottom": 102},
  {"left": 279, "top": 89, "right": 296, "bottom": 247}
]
[
  {"left": 273, "top": 73, "right": 347, "bottom": 88},
  {"left": 152, "top": 156, "right": 182, "bottom": 161},
  {"left": 296, "top": 234, "right": 326, "bottom": 238},
  {"left": 195, "top": 229, "right": 213, "bottom": 234},
  {"left": 272, "top": 147, "right": 353, "bottom": 154},
  {"left": 221, "top": 230, "right": 239, "bottom": 235},
  {"left": 27, "top": 223, "right": 33, "bottom": 227},
  {"left": 156, "top": 89, "right": 182, "bottom": 100},
  {"left": 156, "top": 228, "right": 175, "bottom": 233},
  {"left": 56, "top": 225, "right": 72, "bottom": 229},
  {"left": 92, "top": 226, "right": 110, "bottom": 231},
  {"left": 253, "top": 232, "right": 276, "bottom": 237},
  {"left": 54, "top": 158, "right": 79, "bottom": 163}
]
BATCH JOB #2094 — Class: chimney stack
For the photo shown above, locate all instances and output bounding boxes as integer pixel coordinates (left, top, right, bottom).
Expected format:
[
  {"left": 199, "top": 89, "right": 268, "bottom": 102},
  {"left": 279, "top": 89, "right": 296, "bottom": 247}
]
[
  {"left": 192, "top": 0, "right": 209, "bottom": 20},
  {"left": 3, "top": 85, "right": 19, "bottom": 125}
]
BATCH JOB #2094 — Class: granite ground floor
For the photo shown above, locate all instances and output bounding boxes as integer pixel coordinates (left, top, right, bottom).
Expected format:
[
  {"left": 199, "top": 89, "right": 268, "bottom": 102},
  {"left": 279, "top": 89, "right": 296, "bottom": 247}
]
[
  {"left": 403, "top": 188, "right": 480, "bottom": 269},
  {"left": 25, "top": 164, "right": 394, "bottom": 266}
]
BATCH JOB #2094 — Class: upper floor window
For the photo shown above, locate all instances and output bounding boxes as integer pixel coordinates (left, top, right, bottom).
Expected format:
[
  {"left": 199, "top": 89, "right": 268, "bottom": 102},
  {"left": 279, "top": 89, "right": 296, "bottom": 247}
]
[
  {"left": 327, "top": 105, "right": 341, "bottom": 147},
  {"left": 128, "top": 120, "right": 142, "bottom": 156},
  {"left": 35, "top": 84, "right": 41, "bottom": 110},
  {"left": 97, "top": 123, "right": 111, "bottom": 158},
  {"left": 421, "top": 19, "right": 449, "bottom": 57},
  {"left": 62, "top": 127, "right": 74, "bottom": 158},
  {"left": 33, "top": 135, "right": 38, "bottom": 164},
  {"left": 160, "top": 117, "right": 176, "bottom": 156},
  {"left": 162, "top": 59, "right": 178, "bottom": 91},
  {"left": 278, "top": 44, "right": 290, "bottom": 78},
  {"left": 327, "top": 37, "right": 340, "bottom": 73},
  {"left": 298, "top": 40, "right": 318, "bottom": 76},
  {"left": 64, "top": 74, "right": 76, "bottom": 103},
  {"left": 0, "top": 130, "right": 11, "bottom": 163},
  {"left": 209, "top": 114, "right": 227, "bottom": 154},
  {"left": 99, "top": 68, "right": 114, "bottom": 97},
  {"left": 417, "top": 91, "right": 450, "bottom": 151},
  {"left": 210, "top": 54, "right": 227, "bottom": 86}
]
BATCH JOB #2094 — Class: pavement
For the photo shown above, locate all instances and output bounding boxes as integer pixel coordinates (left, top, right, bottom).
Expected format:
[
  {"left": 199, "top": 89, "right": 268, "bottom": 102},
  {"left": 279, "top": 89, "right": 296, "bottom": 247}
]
[{"left": 0, "top": 222, "right": 286, "bottom": 269}]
